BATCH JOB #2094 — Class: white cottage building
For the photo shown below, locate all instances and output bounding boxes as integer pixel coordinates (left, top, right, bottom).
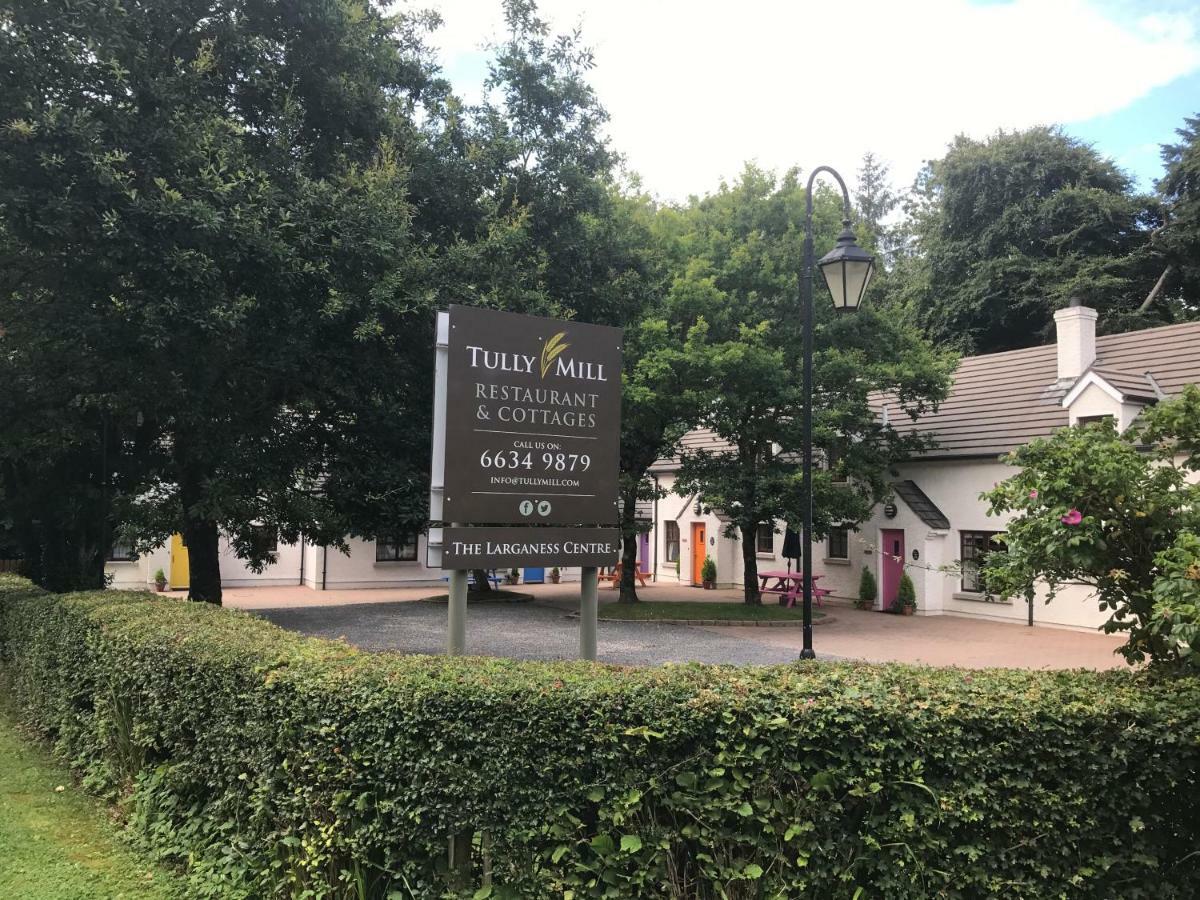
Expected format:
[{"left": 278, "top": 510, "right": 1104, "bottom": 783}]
[
  {"left": 107, "top": 529, "right": 590, "bottom": 592},
  {"left": 105, "top": 303, "right": 1200, "bottom": 624},
  {"left": 644, "top": 304, "right": 1200, "bottom": 631}
]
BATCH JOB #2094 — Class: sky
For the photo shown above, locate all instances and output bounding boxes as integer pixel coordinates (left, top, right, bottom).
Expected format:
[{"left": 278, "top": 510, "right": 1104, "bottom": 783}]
[{"left": 417, "top": 0, "right": 1200, "bottom": 201}]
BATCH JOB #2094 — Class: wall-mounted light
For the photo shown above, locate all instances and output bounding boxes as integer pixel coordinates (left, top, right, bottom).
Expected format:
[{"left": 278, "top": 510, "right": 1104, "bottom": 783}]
[{"left": 693, "top": 499, "right": 702, "bottom": 516}]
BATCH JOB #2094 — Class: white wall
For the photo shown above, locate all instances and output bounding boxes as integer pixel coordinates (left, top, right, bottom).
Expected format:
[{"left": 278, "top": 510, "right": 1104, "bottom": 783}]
[
  {"left": 1067, "top": 381, "right": 1143, "bottom": 431},
  {"left": 806, "top": 457, "right": 1110, "bottom": 630},
  {"left": 643, "top": 453, "right": 1116, "bottom": 631},
  {"left": 220, "top": 539, "right": 304, "bottom": 588}
]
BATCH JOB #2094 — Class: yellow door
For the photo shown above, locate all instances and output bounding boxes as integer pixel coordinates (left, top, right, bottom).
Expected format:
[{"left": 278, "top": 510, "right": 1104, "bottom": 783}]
[{"left": 169, "top": 533, "right": 189, "bottom": 589}]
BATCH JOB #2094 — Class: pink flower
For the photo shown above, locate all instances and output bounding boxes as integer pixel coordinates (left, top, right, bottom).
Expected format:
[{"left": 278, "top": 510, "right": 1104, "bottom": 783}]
[
  {"left": 1029, "top": 489, "right": 1038, "bottom": 499},
  {"left": 1061, "top": 509, "right": 1082, "bottom": 526}
]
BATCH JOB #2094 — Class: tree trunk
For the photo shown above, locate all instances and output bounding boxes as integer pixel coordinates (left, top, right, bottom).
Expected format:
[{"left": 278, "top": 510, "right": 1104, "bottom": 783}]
[
  {"left": 740, "top": 524, "right": 762, "bottom": 605},
  {"left": 618, "top": 531, "right": 640, "bottom": 603},
  {"left": 617, "top": 482, "right": 641, "bottom": 603},
  {"left": 184, "top": 518, "right": 222, "bottom": 605},
  {"left": 471, "top": 569, "right": 494, "bottom": 595}
]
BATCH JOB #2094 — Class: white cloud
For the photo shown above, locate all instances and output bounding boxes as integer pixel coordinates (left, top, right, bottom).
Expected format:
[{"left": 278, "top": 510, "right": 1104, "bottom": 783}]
[{"left": 418, "top": 0, "right": 1200, "bottom": 200}]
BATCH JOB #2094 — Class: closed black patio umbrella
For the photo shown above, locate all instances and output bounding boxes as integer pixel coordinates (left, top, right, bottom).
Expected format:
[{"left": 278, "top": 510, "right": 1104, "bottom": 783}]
[{"left": 782, "top": 526, "right": 801, "bottom": 572}]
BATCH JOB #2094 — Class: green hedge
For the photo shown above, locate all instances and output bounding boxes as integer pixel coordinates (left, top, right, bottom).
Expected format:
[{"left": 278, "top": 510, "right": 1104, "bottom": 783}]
[{"left": 1, "top": 574, "right": 1198, "bottom": 899}]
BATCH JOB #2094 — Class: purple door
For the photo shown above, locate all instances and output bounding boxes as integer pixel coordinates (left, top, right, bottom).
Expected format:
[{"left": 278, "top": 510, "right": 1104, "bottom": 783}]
[
  {"left": 880, "top": 529, "right": 905, "bottom": 610},
  {"left": 639, "top": 533, "right": 650, "bottom": 574}
]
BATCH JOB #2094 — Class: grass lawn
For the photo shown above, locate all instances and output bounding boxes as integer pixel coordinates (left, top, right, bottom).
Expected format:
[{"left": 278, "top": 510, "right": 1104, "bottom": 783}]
[
  {"left": 598, "top": 601, "right": 827, "bottom": 622},
  {"left": 0, "top": 705, "right": 186, "bottom": 899}
]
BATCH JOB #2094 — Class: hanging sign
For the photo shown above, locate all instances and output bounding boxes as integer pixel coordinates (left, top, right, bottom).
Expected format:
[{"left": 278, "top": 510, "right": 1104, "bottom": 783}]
[
  {"left": 440, "top": 305, "right": 622, "bottom": 527},
  {"left": 440, "top": 526, "right": 620, "bottom": 569}
]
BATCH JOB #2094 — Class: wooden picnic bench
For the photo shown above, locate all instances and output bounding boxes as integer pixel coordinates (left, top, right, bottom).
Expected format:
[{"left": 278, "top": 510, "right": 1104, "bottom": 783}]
[
  {"left": 604, "top": 562, "right": 648, "bottom": 589},
  {"left": 756, "top": 570, "right": 831, "bottom": 608}
]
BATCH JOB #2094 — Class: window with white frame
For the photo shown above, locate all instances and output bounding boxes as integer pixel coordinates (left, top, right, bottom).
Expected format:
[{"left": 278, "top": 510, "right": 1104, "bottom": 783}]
[
  {"left": 827, "top": 526, "right": 849, "bottom": 560},
  {"left": 756, "top": 524, "right": 774, "bottom": 554},
  {"left": 107, "top": 540, "right": 135, "bottom": 562},
  {"left": 664, "top": 521, "right": 680, "bottom": 563},
  {"left": 376, "top": 532, "right": 418, "bottom": 562},
  {"left": 960, "top": 531, "right": 1004, "bottom": 592}
]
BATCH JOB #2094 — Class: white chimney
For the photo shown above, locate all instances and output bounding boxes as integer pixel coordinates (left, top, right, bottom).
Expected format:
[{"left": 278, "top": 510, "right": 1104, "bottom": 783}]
[{"left": 1053, "top": 300, "right": 1097, "bottom": 381}]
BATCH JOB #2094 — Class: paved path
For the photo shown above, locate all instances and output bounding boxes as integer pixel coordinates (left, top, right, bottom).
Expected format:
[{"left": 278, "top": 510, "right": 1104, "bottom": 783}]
[
  {"left": 701, "top": 607, "right": 1128, "bottom": 670},
  {"left": 254, "top": 601, "right": 806, "bottom": 666},
  {"left": 235, "top": 582, "right": 1130, "bottom": 670}
]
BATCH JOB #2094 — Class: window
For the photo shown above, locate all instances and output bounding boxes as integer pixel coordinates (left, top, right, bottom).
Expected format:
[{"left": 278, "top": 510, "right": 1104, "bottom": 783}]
[
  {"left": 249, "top": 525, "right": 278, "bottom": 554},
  {"left": 827, "top": 526, "right": 849, "bottom": 560},
  {"left": 376, "top": 533, "right": 417, "bottom": 562},
  {"left": 664, "top": 521, "right": 680, "bottom": 563},
  {"left": 107, "top": 540, "right": 135, "bottom": 562},
  {"left": 1076, "top": 414, "right": 1113, "bottom": 426},
  {"left": 960, "top": 531, "right": 1004, "bottom": 593},
  {"left": 756, "top": 524, "right": 774, "bottom": 554}
]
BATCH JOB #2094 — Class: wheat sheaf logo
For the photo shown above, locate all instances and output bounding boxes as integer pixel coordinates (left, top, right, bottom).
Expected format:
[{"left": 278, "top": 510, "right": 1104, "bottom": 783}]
[{"left": 540, "top": 331, "right": 570, "bottom": 379}]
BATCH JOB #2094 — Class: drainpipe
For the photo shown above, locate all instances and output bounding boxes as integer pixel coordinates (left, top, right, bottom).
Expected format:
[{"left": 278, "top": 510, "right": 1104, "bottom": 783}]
[
  {"left": 298, "top": 533, "right": 305, "bottom": 587},
  {"left": 651, "top": 473, "right": 659, "bottom": 582},
  {"left": 321, "top": 544, "right": 328, "bottom": 591}
]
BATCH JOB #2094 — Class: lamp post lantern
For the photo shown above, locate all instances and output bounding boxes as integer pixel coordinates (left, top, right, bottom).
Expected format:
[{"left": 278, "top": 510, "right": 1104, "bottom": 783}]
[{"left": 799, "top": 166, "right": 875, "bottom": 659}]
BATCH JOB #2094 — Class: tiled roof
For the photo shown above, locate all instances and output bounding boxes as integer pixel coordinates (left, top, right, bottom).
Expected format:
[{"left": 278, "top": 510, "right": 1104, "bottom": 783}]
[
  {"left": 892, "top": 480, "right": 950, "bottom": 529},
  {"left": 651, "top": 427, "right": 733, "bottom": 471},
  {"left": 654, "top": 320, "right": 1200, "bottom": 467},
  {"left": 1086, "top": 367, "right": 1159, "bottom": 401},
  {"left": 882, "top": 321, "right": 1200, "bottom": 458}
]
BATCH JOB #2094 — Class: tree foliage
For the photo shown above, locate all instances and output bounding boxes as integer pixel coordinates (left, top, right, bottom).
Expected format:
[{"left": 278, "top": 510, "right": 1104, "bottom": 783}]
[
  {"left": 1157, "top": 112, "right": 1200, "bottom": 308},
  {"left": 983, "top": 387, "right": 1200, "bottom": 668},
  {"left": 666, "top": 166, "right": 954, "bottom": 602},
  {"left": 903, "top": 127, "right": 1171, "bottom": 353},
  {"left": 1, "top": 0, "right": 664, "bottom": 600}
]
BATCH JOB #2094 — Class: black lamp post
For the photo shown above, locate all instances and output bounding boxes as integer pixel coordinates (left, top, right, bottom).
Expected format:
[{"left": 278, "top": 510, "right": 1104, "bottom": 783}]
[{"left": 799, "top": 166, "right": 875, "bottom": 659}]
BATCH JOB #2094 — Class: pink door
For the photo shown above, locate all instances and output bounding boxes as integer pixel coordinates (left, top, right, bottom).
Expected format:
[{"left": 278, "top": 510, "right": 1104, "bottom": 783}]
[{"left": 880, "top": 529, "right": 905, "bottom": 610}]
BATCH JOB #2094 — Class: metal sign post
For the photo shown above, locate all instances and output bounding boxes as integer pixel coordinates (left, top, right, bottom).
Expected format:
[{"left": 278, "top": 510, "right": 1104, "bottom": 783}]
[
  {"left": 447, "top": 569, "right": 467, "bottom": 656},
  {"left": 579, "top": 567, "right": 598, "bottom": 661}
]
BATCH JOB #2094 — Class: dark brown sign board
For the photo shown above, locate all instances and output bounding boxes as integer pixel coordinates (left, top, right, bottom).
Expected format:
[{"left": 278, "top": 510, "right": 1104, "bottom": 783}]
[
  {"left": 440, "top": 527, "right": 620, "bottom": 569},
  {"left": 441, "top": 305, "right": 622, "bottom": 526}
]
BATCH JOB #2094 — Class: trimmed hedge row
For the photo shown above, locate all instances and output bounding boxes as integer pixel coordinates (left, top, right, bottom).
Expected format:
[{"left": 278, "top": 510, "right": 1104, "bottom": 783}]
[{"left": 1, "top": 574, "right": 1198, "bottom": 899}]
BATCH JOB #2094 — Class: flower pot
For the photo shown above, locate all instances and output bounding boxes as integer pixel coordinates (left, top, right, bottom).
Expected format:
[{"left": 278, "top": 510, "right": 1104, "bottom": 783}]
[
  {"left": 155, "top": 582, "right": 167, "bottom": 593},
  {"left": 703, "top": 580, "right": 715, "bottom": 590},
  {"left": 902, "top": 606, "right": 914, "bottom": 616},
  {"left": 549, "top": 576, "right": 560, "bottom": 584}
]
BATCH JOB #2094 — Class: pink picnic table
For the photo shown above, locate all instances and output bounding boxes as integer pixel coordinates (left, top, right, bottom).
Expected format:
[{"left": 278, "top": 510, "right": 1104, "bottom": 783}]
[{"left": 757, "top": 570, "right": 831, "bottom": 608}]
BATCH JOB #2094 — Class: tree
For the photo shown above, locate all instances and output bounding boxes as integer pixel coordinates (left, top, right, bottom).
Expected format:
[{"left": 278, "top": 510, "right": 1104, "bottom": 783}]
[
  {"left": 855, "top": 151, "right": 899, "bottom": 256},
  {"left": 667, "top": 166, "right": 954, "bottom": 603},
  {"left": 982, "top": 387, "right": 1200, "bottom": 669},
  {"left": 0, "top": 0, "right": 435, "bottom": 601},
  {"left": 1155, "top": 113, "right": 1200, "bottom": 311},
  {"left": 903, "top": 127, "right": 1167, "bottom": 353},
  {"left": 615, "top": 297, "right": 709, "bottom": 603}
]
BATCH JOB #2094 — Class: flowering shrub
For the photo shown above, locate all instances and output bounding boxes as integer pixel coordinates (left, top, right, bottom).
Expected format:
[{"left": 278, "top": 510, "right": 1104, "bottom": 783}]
[{"left": 982, "top": 386, "right": 1200, "bottom": 667}]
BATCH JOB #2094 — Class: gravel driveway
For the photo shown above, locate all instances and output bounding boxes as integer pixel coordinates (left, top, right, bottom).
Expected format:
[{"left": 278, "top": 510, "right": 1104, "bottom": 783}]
[{"left": 255, "top": 600, "right": 807, "bottom": 666}]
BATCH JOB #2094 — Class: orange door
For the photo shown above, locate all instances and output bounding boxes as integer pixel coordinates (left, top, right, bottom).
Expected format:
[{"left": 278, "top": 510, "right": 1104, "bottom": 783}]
[{"left": 691, "top": 522, "right": 706, "bottom": 584}]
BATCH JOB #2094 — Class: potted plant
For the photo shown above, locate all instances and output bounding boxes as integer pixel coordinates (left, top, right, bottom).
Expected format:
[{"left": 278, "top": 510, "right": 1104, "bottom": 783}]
[
  {"left": 506, "top": 567, "right": 520, "bottom": 585},
  {"left": 856, "top": 567, "right": 877, "bottom": 610},
  {"left": 893, "top": 571, "right": 917, "bottom": 615},
  {"left": 701, "top": 556, "right": 717, "bottom": 590},
  {"left": 153, "top": 568, "right": 167, "bottom": 593},
  {"left": 549, "top": 567, "right": 560, "bottom": 584}
]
